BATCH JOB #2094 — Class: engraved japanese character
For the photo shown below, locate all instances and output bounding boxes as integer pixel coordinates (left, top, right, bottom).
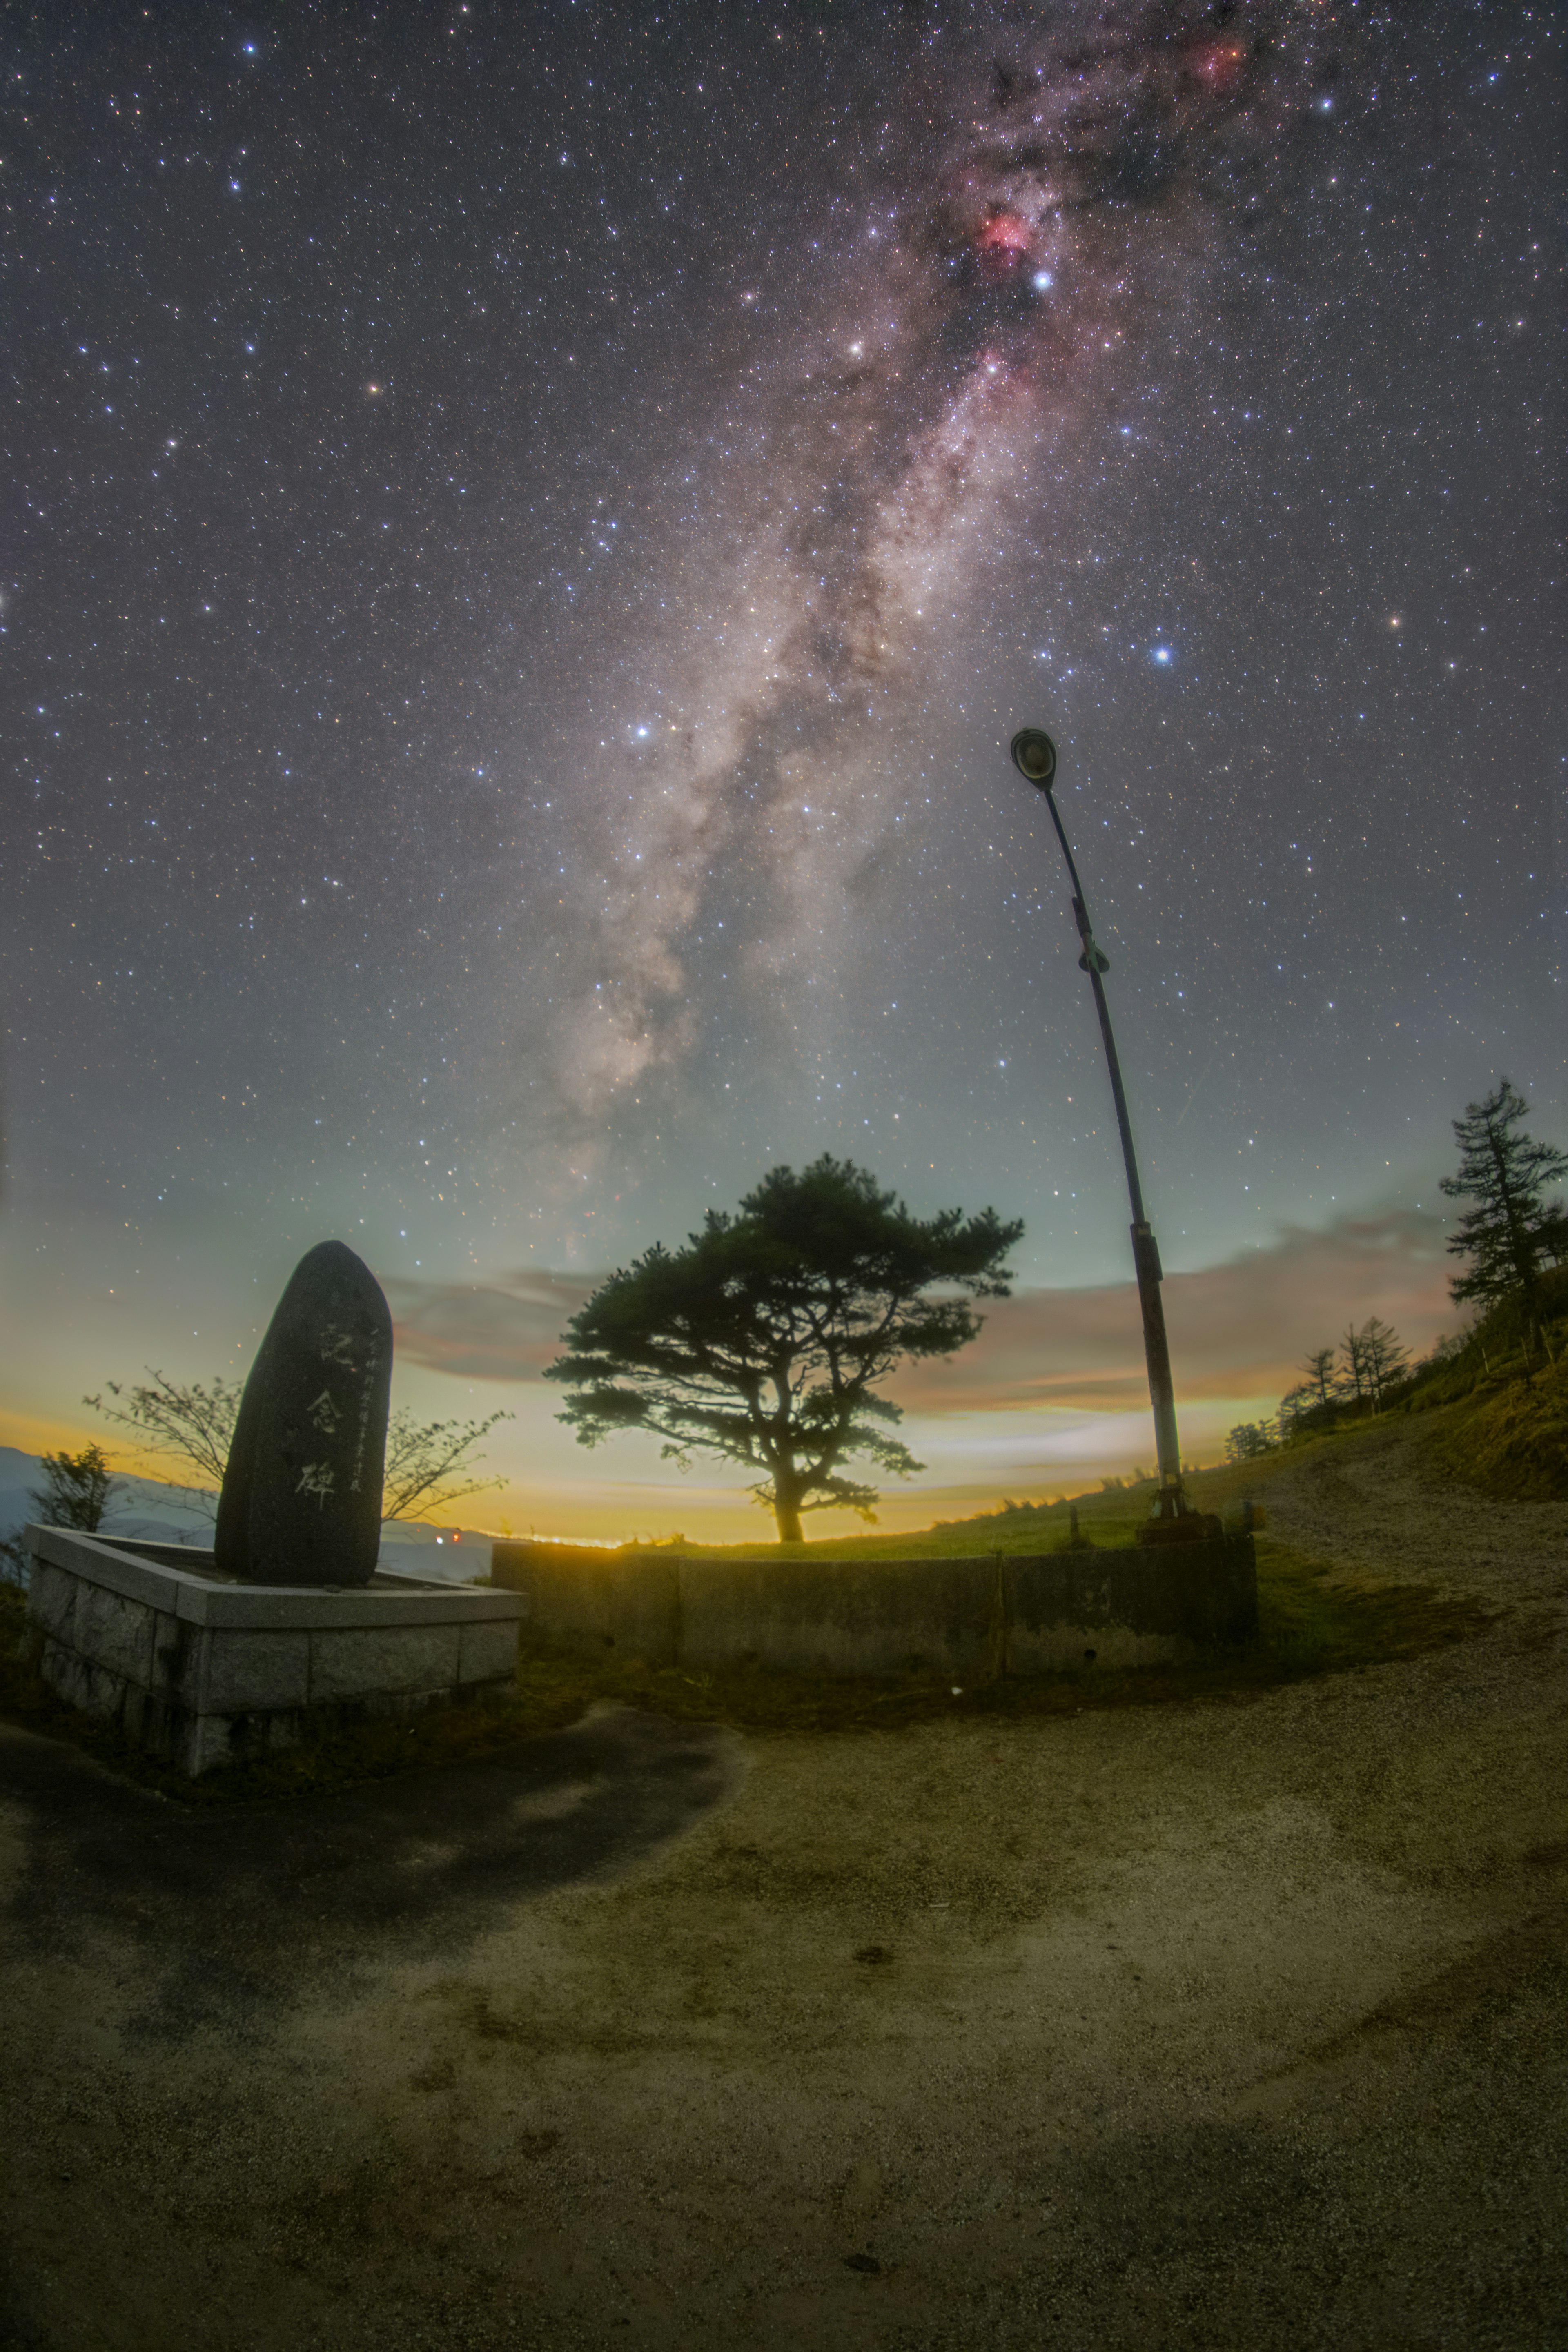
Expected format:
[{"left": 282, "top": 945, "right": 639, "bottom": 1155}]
[
  {"left": 307, "top": 1388, "right": 342, "bottom": 1435},
  {"left": 318, "top": 1325, "right": 356, "bottom": 1369},
  {"left": 296, "top": 1461, "right": 336, "bottom": 1510}
]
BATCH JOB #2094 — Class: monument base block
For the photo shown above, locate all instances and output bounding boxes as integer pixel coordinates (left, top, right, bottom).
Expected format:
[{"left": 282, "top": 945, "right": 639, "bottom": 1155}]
[{"left": 23, "top": 1525, "right": 529, "bottom": 1777}]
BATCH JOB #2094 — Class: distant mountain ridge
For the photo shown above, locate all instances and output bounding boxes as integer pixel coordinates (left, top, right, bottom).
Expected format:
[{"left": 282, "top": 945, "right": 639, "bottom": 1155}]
[
  {"left": 0, "top": 1448, "right": 491, "bottom": 1584},
  {"left": 0, "top": 1445, "right": 216, "bottom": 1551}
]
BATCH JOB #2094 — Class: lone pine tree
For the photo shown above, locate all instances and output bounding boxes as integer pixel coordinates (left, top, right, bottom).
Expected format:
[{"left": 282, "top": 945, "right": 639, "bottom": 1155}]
[{"left": 548, "top": 1156, "right": 1023, "bottom": 1543}]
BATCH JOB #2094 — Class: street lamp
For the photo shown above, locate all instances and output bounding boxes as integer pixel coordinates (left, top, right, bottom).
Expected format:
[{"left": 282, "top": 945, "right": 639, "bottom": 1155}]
[{"left": 1010, "top": 726, "right": 1213, "bottom": 1544}]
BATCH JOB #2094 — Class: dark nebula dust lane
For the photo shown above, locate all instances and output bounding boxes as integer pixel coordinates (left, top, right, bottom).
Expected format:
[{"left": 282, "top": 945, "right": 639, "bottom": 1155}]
[
  {"left": 0, "top": 3, "right": 1558, "bottom": 1513},
  {"left": 542, "top": 3, "right": 1370, "bottom": 1131}
]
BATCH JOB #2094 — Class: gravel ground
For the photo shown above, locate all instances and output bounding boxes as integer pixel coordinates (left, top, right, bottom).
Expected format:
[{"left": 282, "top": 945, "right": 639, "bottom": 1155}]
[{"left": 2, "top": 1418, "right": 1564, "bottom": 2351}]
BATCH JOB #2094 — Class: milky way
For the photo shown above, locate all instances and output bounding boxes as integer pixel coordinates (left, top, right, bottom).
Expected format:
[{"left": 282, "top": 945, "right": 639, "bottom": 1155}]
[
  {"left": 2, "top": 2, "right": 1558, "bottom": 1507},
  {"left": 548, "top": 3, "right": 1357, "bottom": 1131}
]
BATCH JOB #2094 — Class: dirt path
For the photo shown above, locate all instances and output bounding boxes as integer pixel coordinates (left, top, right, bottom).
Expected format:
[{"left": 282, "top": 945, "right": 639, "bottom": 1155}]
[{"left": 2, "top": 1421, "right": 1565, "bottom": 2352}]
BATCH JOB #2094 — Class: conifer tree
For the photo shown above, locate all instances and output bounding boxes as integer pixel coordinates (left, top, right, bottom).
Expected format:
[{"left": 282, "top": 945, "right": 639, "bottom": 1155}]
[
  {"left": 1337, "top": 1323, "right": 1371, "bottom": 1407},
  {"left": 1356, "top": 1316, "right": 1409, "bottom": 1410},
  {"left": 1439, "top": 1080, "right": 1568, "bottom": 1339}
]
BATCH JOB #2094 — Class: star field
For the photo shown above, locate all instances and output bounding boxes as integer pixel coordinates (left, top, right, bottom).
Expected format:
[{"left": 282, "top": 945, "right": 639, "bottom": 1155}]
[{"left": 1, "top": 2, "right": 1559, "bottom": 1518}]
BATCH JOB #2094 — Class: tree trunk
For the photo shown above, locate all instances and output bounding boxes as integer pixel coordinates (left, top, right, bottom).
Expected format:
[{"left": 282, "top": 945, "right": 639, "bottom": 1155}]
[
  {"left": 774, "top": 1496, "right": 804, "bottom": 1544},
  {"left": 773, "top": 1470, "right": 805, "bottom": 1544}
]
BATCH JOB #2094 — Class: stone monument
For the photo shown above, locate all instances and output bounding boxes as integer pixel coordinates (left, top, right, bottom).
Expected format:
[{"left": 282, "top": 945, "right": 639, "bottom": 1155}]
[
  {"left": 215, "top": 1240, "right": 394, "bottom": 1586},
  {"left": 24, "top": 1235, "right": 529, "bottom": 1774}
]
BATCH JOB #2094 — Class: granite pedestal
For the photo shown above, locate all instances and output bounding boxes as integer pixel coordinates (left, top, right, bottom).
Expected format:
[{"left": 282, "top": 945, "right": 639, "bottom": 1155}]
[{"left": 23, "top": 1523, "right": 529, "bottom": 1777}]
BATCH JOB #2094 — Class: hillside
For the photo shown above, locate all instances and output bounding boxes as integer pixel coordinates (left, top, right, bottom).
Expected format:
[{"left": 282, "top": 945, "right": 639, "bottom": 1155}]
[
  {"left": 549, "top": 1381, "right": 1560, "bottom": 1569},
  {"left": 575, "top": 1270, "right": 1567, "bottom": 1562}
]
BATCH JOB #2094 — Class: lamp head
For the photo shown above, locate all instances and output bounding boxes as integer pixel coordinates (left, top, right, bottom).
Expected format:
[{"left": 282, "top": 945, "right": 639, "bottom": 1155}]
[{"left": 1010, "top": 727, "right": 1058, "bottom": 792}]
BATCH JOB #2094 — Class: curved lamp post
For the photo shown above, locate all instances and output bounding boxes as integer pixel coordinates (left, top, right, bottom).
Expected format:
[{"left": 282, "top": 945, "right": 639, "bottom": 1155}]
[{"left": 1010, "top": 727, "right": 1209, "bottom": 1542}]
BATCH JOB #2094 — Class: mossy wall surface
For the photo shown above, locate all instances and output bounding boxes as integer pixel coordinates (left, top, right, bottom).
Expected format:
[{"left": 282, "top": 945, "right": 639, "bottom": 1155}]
[{"left": 492, "top": 1537, "right": 1258, "bottom": 1677}]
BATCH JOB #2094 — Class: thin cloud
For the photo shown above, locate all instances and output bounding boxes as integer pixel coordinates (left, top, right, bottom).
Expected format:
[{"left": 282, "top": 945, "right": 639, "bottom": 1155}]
[
  {"left": 895, "top": 1209, "right": 1455, "bottom": 1415},
  {"left": 383, "top": 1269, "right": 592, "bottom": 1382},
  {"left": 384, "top": 1209, "right": 1457, "bottom": 1419}
]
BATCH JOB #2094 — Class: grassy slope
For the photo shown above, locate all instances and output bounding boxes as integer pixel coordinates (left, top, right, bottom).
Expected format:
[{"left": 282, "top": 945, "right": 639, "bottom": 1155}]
[
  {"left": 625, "top": 1280, "right": 1565, "bottom": 1562},
  {"left": 1423, "top": 1354, "right": 1568, "bottom": 1501},
  {"left": 586, "top": 1473, "right": 1199, "bottom": 1562}
]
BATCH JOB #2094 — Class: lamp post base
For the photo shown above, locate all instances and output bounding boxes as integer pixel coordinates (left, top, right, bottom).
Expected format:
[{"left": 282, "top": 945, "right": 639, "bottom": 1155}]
[{"left": 1136, "top": 1482, "right": 1223, "bottom": 1547}]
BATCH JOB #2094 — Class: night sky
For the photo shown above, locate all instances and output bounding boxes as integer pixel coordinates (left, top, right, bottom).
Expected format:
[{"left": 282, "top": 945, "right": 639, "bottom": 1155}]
[{"left": 3, "top": 2, "right": 1559, "bottom": 1538}]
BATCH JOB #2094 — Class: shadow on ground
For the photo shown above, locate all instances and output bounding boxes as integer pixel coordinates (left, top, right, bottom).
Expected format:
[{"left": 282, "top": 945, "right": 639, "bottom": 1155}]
[{"left": 2, "top": 1703, "right": 744, "bottom": 2037}]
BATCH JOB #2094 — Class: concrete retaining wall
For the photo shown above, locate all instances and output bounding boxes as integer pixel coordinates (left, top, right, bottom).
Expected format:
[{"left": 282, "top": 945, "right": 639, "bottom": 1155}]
[
  {"left": 24, "top": 1525, "right": 528, "bottom": 1776},
  {"left": 491, "top": 1537, "right": 1258, "bottom": 1678}
]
